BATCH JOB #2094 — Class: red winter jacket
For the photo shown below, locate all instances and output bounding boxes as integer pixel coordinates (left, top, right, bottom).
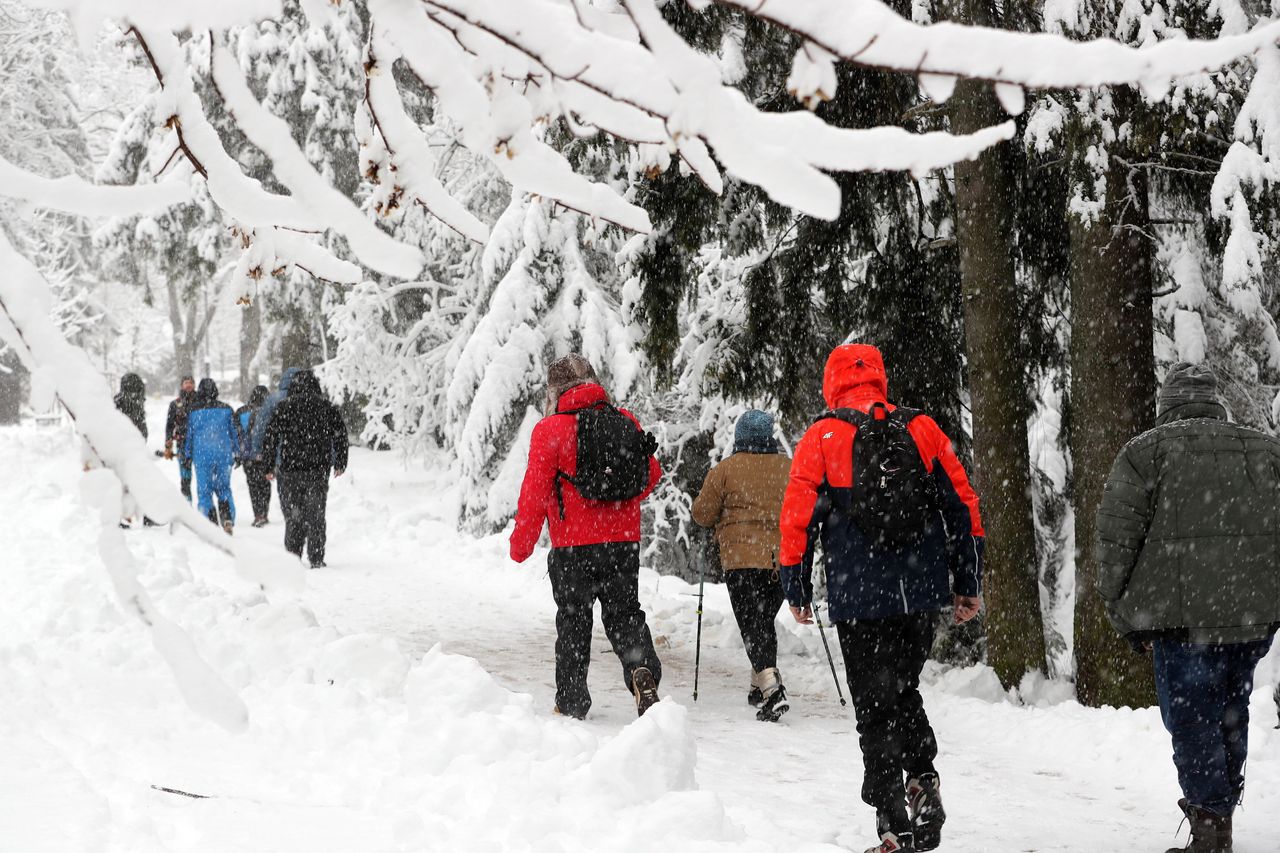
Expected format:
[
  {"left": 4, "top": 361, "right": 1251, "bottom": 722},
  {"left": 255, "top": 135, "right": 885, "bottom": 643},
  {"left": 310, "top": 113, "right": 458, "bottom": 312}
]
[
  {"left": 778, "top": 344, "right": 985, "bottom": 621},
  {"left": 509, "top": 383, "right": 662, "bottom": 562}
]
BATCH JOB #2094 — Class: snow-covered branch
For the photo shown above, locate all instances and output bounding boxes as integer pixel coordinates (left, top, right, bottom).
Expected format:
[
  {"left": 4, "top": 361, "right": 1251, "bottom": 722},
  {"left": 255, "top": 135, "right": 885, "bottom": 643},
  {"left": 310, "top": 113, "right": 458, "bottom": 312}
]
[
  {"left": 0, "top": 152, "right": 190, "bottom": 216},
  {"left": 715, "top": 0, "right": 1280, "bottom": 93}
]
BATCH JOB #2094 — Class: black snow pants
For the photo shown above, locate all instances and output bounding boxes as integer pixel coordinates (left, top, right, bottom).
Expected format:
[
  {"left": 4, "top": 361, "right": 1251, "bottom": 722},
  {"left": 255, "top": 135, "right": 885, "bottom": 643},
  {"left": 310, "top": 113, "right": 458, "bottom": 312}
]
[
  {"left": 725, "top": 569, "right": 785, "bottom": 673},
  {"left": 548, "top": 542, "right": 662, "bottom": 718},
  {"left": 280, "top": 470, "right": 329, "bottom": 564},
  {"left": 837, "top": 611, "right": 940, "bottom": 817},
  {"left": 243, "top": 460, "right": 272, "bottom": 520}
]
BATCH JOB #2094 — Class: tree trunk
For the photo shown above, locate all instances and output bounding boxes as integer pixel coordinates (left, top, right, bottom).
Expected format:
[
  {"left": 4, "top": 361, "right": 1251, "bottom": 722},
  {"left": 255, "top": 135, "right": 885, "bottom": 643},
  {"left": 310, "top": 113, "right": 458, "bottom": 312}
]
[
  {"left": 0, "top": 350, "right": 26, "bottom": 423},
  {"left": 951, "top": 73, "right": 1048, "bottom": 688},
  {"left": 1069, "top": 104, "right": 1158, "bottom": 708},
  {"left": 240, "top": 299, "right": 261, "bottom": 398}
]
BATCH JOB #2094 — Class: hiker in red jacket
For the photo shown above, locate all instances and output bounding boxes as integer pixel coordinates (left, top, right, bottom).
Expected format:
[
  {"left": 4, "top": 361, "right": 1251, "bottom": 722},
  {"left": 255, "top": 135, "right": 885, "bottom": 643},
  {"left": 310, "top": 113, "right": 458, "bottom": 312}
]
[
  {"left": 779, "top": 343, "right": 984, "bottom": 853},
  {"left": 510, "top": 354, "right": 664, "bottom": 720}
]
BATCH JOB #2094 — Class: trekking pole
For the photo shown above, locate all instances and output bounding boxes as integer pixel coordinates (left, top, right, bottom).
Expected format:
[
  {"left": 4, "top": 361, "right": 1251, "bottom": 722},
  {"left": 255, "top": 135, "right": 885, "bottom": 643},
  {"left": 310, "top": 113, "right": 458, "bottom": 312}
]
[
  {"left": 693, "top": 559, "right": 705, "bottom": 701},
  {"left": 814, "top": 604, "right": 847, "bottom": 707}
]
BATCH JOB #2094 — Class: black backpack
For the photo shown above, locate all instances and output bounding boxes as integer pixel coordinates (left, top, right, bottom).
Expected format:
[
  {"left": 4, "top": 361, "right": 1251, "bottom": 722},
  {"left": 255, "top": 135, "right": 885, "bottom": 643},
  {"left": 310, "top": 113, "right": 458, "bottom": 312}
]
[
  {"left": 818, "top": 403, "right": 936, "bottom": 549},
  {"left": 557, "top": 403, "right": 658, "bottom": 507}
]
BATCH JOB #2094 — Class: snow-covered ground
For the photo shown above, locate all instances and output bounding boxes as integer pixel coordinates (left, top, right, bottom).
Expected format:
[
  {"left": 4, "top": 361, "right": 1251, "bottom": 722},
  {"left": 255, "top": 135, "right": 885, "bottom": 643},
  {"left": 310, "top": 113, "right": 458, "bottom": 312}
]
[{"left": 5, "top": 411, "right": 1280, "bottom": 852}]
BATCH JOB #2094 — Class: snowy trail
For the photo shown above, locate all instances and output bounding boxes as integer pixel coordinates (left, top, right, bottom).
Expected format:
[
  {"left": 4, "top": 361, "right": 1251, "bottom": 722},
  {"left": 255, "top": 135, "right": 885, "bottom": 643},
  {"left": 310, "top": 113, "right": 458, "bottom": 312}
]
[{"left": 5, "top": 416, "right": 1280, "bottom": 852}]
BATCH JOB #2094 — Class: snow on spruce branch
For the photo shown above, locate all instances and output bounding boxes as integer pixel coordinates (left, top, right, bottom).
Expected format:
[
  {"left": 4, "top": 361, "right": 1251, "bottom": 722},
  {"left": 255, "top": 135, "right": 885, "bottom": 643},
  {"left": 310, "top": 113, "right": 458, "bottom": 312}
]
[{"left": 0, "top": 152, "right": 190, "bottom": 217}]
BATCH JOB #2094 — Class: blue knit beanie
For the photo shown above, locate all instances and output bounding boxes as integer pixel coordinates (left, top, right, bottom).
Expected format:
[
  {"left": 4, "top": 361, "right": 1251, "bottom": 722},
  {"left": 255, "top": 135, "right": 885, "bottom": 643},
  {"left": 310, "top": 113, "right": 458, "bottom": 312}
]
[{"left": 734, "top": 409, "right": 778, "bottom": 454}]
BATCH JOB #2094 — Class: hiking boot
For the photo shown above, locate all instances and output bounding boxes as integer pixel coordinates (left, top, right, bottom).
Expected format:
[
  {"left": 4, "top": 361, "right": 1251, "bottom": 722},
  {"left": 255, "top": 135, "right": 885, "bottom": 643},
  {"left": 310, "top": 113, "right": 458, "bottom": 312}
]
[
  {"left": 310, "top": 560, "right": 326, "bottom": 569},
  {"left": 553, "top": 705, "right": 586, "bottom": 721},
  {"left": 907, "top": 773, "right": 945, "bottom": 851},
  {"left": 865, "top": 810, "right": 914, "bottom": 853},
  {"left": 222, "top": 520, "right": 234, "bottom": 536},
  {"left": 747, "top": 687, "right": 764, "bottom": 707},
  {"left": 1167, "top": 801, "right": 1231, "bottom": 853},
  {"left": 251, "top": 517, "right": 268, "bottom": 528},
  {"left": 632, "top": 667, "right": 660, "bottom": 717},
  {"left": 754, "top": 668, "right": 790, "bottom": 722}
]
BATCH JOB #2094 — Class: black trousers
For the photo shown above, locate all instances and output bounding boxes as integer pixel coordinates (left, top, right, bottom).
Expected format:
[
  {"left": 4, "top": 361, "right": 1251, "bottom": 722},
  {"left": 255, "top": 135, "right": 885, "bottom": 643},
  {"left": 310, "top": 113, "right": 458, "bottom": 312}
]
[
  {"left": 837, "top": 612, "right": 939, "bottom": 816},
  {"left": 280, "top": 470, "right": 329, "bottom": 563},
  {"left": 548, "top": 542, "right": 662, "bottom": 718},
  {"left": 726, "top": 569, "right": 785, "bottom": 673},
  {"left": 243, "top": 460, "right": 272, "bottom": 520}
]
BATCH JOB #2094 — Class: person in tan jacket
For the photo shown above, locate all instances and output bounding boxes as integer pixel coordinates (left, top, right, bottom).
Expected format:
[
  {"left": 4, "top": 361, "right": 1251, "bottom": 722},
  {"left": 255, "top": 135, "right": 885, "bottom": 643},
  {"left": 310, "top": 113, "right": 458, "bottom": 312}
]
[{"left": 691, "top": 409, "right": 793, "bottom": 722}]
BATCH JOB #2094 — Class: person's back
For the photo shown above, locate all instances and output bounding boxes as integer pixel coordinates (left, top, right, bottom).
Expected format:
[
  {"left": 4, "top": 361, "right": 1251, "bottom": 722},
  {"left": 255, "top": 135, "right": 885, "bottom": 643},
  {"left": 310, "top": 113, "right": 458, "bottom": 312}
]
[
  {"left": 694, "top": 451, "right": 792, "bottom": 568},
  {"left": 1099, "top": 415, "right": 1280, "bottom": 641},
  {"left": 263, "top": 371, "right": 348, "bottom": 474},
  {"left": 114, "top": 373, "right": 147, "bottom": 439},
  {"left": 1097, "top": 362, "right": 1280, "bottom": 853},
  {"left": 251, "top": 367, "right": 300, "bottom": 461},
  {"left": 184, "top": 379, "right": 237, "bottom": 468}
]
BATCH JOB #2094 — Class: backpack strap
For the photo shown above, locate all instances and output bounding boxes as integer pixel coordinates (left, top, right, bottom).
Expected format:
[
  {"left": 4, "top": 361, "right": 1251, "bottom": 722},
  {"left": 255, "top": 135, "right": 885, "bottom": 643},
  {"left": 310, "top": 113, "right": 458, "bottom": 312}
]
[{"left": 814, "top": 404, "right": 921, "bottom": 427}]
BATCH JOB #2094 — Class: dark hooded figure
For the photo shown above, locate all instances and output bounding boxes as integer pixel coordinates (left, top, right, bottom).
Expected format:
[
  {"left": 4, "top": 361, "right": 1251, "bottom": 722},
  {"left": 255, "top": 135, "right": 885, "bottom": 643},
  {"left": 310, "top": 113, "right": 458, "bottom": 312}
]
[
  {"left": 1096, "top": 362, "right": 1280, "bottom": 853},
  {"left": 182, "top": 378, "right": 238, "bottom": 534},
  {"left": 261, "top": 370, "right": 348, "bottom": 568},
  {"left": 235, "top": 384, "right": 272, "bottom": 526},
  {"left": 113, "top": 373, "right": 147, "bottom": 439},
  {"left": 164, "top": 376, "right": 196, "bottom": 501}
]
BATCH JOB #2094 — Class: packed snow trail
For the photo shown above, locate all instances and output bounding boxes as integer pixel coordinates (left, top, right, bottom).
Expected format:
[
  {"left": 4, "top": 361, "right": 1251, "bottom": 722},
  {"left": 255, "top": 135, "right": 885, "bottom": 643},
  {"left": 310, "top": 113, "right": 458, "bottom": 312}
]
[{"left": 4, "top": 414, "right": 1280, "bottom": 852}]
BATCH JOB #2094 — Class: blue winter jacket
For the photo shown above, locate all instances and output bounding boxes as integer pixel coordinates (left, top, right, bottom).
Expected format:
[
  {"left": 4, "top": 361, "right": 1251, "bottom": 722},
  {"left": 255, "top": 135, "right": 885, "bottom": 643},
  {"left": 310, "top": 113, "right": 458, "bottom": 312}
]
[
  {"left": 250, "top": 367, "right": 300, "bottom": 459},
  {"left": 183, "top": 380, "right": 239, "bottom": 468}
]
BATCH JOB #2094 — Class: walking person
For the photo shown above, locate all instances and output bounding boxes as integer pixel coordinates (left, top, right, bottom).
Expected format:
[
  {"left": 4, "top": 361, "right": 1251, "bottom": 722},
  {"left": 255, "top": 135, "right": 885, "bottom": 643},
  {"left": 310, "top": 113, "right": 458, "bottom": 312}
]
[
  {"left": 691, "top": 409, "right": 793, "bottom": 722},
  {"left": 261, "top": 370, "right": 348, "bottom": 568},
  {"left": 182, "top": 378, "right": 239, "bottom": 534},
  {"left": 1096, "top": 363, "right": 1280, "bottom": 853},
  {"left": 779, "top": 344, "right": 984, "bottom": 853},
  {"left": 509, "top": 354, "right": 664, "bottom": 720},
  {"left": 235, "top": 385, "right": 272, "bottom": 527},
  {"left": 164, "top": 376, "right": 196, "bottom": 502}
]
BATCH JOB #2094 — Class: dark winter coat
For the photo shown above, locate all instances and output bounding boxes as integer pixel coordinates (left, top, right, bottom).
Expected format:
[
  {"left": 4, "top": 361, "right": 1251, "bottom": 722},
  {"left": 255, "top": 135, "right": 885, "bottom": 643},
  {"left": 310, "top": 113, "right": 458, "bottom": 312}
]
[
  {"left": 260, "top": 370, "right": 349, "bottom": 474},
  {"left": 165, "top": 389, "right": 196, "bottom": 445},
  {"left": 778, "top": 344, "right": 985, "bottom": 622},
  {"left": 692, "top": 451, "right": 792, "bottom": 571},
  {"left": 113, "top": 373, "right": 147, "bottom": 439},
  {"left": 510, "top": 383, "right": 662, "bottom": 562},
  {"left": 1096, "top": 364, "right": 1280, "bottom": 644},
  {"left": 183, "top": 379, "right": 238, "bottom": 468},
  {"left": 250, "top": 367, "right": 301, "bottom": 460}
]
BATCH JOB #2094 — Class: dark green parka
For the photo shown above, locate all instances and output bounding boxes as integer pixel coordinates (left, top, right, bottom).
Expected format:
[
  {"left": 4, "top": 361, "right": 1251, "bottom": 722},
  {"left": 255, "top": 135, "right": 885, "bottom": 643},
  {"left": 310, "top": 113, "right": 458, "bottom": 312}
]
[{"left": 1095, "top": 363, "right": 1280, "bottom": 644}]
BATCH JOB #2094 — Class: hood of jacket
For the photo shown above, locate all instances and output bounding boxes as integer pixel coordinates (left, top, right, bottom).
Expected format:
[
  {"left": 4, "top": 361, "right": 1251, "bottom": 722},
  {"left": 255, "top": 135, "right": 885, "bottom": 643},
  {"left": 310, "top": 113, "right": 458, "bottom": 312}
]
[
  {"left": 119, "top": 373, "right": 145, "bottom": 398},
  {"left": 248, "top": 385, "right": 269, "bottom": 408},
  {"left": 1156, "top": 362, "right": 1227, "bottom": 426},
  {"left": 556, "top": 382, "right": 608, "bottom": 413},
  {"left": 196, "top": 378, "right": 219, "bottom": 402},
  {"left": 288, "top": 369, "right": 322, "bottom": 397},
  {"left": 823, "top": 344, "right": 889, "bottom": 410}
]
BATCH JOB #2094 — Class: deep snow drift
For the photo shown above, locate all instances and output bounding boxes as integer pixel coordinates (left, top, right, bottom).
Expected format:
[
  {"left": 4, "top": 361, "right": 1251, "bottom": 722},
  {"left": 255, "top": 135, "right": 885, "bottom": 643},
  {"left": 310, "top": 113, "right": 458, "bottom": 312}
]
[{"left": 4, "top": 413, "right": 1279, "bottom": 852}]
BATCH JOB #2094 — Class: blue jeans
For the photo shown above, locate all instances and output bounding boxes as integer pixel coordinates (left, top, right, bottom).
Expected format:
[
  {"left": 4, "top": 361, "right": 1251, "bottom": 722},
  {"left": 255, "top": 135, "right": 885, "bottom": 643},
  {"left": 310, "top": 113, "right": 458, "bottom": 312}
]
[{"left": 1152, "top": 633, "right": 1275, "bottom": 815}]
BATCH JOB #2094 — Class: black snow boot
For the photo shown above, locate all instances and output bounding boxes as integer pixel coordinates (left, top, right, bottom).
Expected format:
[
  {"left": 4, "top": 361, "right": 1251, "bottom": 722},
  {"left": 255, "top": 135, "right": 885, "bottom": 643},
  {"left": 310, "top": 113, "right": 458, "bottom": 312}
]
[
  {"left": 753, "top": 667, "right": 790, "bottom": 722},
  {"left": 864, "top": 809, "right": 914, "bottom": 853},
  {"left": 1166, "top": 801, "right": 1231, "bottom": 853},
  {"left": 906, "top": 773, "right": 946, "bottom": 851},
  {"left": 632, "top": 667, "right": 660, "bottom": 717}
]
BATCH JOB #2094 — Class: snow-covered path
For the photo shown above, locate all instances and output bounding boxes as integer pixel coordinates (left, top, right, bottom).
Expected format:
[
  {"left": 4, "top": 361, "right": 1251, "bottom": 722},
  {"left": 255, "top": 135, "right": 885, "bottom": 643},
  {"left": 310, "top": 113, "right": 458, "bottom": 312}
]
[{"left": 5, "top": 417, "right": 1280, "bottom": 852}]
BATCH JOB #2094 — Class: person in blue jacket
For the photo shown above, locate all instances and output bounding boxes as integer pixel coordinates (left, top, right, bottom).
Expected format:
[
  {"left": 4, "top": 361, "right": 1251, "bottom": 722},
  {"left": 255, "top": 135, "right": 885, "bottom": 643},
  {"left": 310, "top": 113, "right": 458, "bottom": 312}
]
[
  {"left": 235, "top": 385, "right": 272, "bottom": 527},
  {"left": 183, "top": 378, "right": 239, "bottom": 534}
]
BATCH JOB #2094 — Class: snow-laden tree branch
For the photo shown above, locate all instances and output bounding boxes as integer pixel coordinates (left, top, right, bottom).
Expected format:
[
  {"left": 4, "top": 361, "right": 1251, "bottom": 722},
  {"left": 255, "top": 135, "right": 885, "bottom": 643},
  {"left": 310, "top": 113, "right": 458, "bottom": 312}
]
[
  {"left": 5, "top": 0, "right": 1280, "bottom": 288},
  {"left": 714, "top": 0, "right": 1280, "bottom": 93},
  {"left": 0, "top": 151, "right": 190, "bottom": 216}
]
